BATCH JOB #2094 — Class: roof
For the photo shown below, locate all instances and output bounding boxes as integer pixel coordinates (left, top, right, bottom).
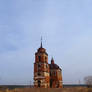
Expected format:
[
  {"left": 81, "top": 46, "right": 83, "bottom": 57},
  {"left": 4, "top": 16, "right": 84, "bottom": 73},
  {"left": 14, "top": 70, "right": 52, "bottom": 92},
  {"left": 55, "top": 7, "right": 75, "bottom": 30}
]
[{"left": 49, "top": 63, "right": 61, "bottom": 70}]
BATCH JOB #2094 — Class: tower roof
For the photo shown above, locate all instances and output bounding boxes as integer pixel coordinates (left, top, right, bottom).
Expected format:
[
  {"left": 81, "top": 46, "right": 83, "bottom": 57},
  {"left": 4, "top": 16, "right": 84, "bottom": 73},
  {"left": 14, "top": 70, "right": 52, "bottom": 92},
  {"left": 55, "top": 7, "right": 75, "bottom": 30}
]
[{"left": 35, "top": 37, "right": 48, "bottom": 56}]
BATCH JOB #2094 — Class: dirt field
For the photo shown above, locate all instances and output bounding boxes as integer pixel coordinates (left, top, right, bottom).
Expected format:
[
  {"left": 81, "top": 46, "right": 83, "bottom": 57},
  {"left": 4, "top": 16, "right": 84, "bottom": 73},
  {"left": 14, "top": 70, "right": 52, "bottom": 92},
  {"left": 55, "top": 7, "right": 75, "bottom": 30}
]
[{"left": 0, "top": 87, "right": 92, "bottom": 92}]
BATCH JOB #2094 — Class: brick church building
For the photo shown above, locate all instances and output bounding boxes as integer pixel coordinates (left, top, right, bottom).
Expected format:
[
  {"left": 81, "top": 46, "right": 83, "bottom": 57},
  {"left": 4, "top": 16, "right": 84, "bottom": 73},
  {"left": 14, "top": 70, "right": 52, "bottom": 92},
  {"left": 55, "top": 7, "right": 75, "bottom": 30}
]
[{"left": 34, "top": 41, "right": 63, "bottom": 88}]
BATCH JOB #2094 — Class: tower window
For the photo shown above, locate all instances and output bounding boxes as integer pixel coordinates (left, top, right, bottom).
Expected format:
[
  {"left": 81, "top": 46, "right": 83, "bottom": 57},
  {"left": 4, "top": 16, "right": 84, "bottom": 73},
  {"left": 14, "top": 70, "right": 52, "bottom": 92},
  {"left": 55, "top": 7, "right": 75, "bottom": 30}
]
[
  {"left": 38, "top": 64, "right": 41, "bottom": 67},
  {"left": 45, "top": 57, "right": 47, "bottom": 62},
  {"left": 38, "top": 72, "right": 41, "bottom": 76},
  {"left": 54, "top": 71, "right": 56, "bottom": 76},
  {"left": 38, "top": 63, "right": 41, "bottom": 71},
  {"left": 46, "top": 64, "right": 48, "bottom": 68},
  {"left": 38, "top": 56, "right": 41, "bottom": 61},
  {"left": 50, "top": 72, "right": 51, "bottom": 76}
]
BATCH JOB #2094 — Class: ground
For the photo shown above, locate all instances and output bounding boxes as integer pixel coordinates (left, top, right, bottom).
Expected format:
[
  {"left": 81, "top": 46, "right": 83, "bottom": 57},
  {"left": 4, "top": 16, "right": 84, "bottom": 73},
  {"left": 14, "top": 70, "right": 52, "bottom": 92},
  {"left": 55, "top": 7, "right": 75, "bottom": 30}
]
[{"left": 0, "top": 87, "right": 92, "bottom": 92}]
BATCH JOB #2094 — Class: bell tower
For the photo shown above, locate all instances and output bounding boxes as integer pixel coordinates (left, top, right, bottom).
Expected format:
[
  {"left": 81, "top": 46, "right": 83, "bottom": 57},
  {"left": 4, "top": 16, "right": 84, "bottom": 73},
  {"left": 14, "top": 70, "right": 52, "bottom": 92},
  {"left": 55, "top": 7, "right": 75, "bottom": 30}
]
[{"left": 34, "top": 39, "right": 50, "bottom": 88}]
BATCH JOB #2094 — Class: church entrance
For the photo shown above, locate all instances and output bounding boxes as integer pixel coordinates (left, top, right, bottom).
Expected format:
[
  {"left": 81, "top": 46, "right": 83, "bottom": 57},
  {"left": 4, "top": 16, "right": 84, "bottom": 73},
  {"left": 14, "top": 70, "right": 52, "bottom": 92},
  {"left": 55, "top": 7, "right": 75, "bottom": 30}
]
[{"left": 38, "top": 80, "right": 41, "bottom": 87}]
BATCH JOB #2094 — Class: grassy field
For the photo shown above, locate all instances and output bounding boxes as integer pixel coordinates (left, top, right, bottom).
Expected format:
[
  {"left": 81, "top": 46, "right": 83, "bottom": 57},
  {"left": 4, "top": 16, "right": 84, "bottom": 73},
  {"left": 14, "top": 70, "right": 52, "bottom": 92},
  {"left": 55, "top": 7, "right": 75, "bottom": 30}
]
[{"left": 0, "top": 87, "right": 92, "bottom": 92}]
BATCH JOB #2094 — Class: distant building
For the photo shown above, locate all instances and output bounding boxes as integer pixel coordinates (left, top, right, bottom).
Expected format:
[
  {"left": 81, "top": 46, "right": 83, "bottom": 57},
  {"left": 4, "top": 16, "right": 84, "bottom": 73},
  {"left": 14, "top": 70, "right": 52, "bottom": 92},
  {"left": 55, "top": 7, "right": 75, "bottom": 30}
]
[{"left": 34, "top": 40, "right": 63, "bottom": 88}]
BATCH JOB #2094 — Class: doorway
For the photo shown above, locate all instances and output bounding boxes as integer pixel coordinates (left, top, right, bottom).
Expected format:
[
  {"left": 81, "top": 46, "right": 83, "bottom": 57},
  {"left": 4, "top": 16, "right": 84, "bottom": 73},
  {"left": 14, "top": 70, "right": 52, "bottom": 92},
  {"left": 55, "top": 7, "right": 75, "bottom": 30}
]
[{"left": 38, "top": 80, "right": 41, "bottom": 87}]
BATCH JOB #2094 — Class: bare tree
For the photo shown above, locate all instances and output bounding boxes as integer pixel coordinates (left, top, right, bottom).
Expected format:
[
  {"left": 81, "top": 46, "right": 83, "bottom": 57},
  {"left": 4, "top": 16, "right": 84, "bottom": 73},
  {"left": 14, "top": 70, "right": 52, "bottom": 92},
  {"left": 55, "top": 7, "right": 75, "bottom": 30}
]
[{"left": 84, "top": 76, "right": 92, "bottom": 87}]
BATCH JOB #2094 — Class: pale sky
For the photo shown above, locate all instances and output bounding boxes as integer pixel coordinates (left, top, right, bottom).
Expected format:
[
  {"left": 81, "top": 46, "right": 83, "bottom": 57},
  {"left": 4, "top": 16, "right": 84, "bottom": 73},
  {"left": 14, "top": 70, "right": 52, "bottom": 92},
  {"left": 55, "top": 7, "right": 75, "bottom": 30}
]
[{"left": 0, "top": 0, "right": 92, "bottom": 85}]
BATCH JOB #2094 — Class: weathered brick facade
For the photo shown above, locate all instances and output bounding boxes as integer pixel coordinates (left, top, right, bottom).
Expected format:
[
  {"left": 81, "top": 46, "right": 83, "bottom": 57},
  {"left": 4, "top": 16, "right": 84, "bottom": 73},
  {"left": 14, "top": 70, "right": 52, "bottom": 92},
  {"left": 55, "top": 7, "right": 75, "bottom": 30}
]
[
  {"left": 34, "top": 42, "right": 63, "bottom": 88},
  {"left": 49, "top": 58, "right": 63, "bottom": 88}
]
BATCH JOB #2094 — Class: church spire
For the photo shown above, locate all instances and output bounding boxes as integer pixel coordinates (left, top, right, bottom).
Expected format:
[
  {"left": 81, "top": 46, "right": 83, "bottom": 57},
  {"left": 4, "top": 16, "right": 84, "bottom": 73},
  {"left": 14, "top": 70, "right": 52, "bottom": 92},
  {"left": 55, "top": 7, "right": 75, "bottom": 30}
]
[{"left": 40, "top": 37, "right": 43, "bottom": 48}]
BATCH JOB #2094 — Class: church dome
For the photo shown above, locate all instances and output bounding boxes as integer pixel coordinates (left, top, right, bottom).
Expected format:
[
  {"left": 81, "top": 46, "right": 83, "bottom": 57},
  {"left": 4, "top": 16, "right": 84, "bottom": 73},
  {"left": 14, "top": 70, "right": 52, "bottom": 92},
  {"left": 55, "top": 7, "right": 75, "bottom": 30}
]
[
  {"left": 50, "top": 63, "right": 60, "bottom": 69},
  {"left": 38, "top": 47, "right": 46, "bottom": 53},
  {"left": 49, "top": 58, "right": 61, "bottom": 69}
]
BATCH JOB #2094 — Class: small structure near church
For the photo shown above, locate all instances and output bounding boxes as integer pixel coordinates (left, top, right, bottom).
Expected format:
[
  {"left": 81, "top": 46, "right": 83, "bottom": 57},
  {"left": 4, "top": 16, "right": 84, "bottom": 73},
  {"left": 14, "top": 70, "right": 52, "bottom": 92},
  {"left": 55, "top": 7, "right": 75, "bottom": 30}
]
[{"left": 34, "top": 40, "right": 63, "bottom": 88}]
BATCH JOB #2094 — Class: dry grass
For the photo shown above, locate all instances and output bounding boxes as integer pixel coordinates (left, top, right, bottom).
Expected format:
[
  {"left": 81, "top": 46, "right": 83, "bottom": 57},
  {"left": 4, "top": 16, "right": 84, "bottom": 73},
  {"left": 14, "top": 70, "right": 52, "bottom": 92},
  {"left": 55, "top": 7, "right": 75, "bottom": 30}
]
[{"left": 0, "top": 87, "right": 92, "bottom": 92}]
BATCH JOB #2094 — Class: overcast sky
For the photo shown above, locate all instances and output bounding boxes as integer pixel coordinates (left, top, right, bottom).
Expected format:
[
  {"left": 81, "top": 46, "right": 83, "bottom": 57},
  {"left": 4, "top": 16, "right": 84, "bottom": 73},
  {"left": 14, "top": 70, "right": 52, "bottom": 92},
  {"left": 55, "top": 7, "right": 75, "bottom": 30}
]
[{"left": 0, "top": 0, "right": 92, "bottom": 85}]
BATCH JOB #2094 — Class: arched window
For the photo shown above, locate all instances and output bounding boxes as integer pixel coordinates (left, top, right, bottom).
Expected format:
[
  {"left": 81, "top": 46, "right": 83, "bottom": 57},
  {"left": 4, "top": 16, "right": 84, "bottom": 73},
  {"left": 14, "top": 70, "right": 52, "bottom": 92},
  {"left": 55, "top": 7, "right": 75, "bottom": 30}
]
[
  {"left": 54, "top": 71, "right": 56, "bottom": 76},
  {"left": 50, "top": 71, "right": 52, "bottom": 76},
  {"left": 38, "top": 63, "right": 41, "bottom": 70},
  {"left": 38, "top": 64, "right": 41, "bottom": 67},
  {"left": 38, "top": 56, "right": 41, "bottom": 61},
  {"left": 46, "top": 64, "right": 48, "bottom": 68},
  {"left": 45, "top": 57, "right": 47, "bottom": 62},
  {"left": 38, "top": 72, "right": 41, "bottom": 76}
]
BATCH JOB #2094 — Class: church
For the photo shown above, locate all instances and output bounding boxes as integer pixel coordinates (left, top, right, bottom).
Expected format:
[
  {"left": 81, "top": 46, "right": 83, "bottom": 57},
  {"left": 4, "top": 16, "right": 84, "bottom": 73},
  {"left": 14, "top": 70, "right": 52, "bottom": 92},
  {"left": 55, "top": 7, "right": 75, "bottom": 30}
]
[{"left": 34, "top": 40, "right": 63, "bottom": 88}]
